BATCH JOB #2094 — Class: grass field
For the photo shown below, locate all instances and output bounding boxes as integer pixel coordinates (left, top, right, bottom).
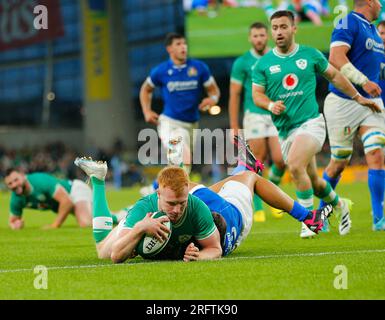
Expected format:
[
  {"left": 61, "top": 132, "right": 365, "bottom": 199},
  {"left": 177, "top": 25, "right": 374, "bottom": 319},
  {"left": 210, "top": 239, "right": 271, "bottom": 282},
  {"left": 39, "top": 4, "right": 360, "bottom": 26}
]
[
  {"left": 186, "top": 5, "right": 342, "bottom": 57},
  {"left": 0, "top": 181, "right": 384, "bottom": 300}
]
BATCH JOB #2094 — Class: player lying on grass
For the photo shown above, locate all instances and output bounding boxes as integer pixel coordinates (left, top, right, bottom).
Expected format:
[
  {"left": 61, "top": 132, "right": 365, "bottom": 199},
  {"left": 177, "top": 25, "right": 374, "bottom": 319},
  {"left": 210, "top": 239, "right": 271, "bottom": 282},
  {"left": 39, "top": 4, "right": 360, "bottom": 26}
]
[
  {"left": 4, "top": 168, "right": 124, "bottom": 230},
  {"left": 74, "top": 136, "right": 332, "bottom": 262}
]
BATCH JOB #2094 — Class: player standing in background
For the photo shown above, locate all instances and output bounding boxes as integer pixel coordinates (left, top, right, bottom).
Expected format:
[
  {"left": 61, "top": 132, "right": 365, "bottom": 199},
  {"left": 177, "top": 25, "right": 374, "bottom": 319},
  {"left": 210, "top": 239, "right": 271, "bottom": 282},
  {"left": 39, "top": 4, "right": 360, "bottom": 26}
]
[
  {"left": 320, "top": 0, "right": 385, "bottom": 232},
  {"left": 229, "top": 22, "right": 286, "bottom": 222},
  {"left": 252, "top": 10, "right": 381, "bottom": 237},
  {"left": 139, "top": 32, "right": 220, "bottom": 195}
]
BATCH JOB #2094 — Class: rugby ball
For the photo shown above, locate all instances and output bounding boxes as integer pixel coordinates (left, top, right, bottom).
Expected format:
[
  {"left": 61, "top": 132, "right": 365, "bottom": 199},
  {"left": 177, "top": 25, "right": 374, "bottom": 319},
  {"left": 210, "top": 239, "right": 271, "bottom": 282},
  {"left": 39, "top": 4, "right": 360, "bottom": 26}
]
[{"left": 136, "top": 211, "right": 172, "bottom": 258}]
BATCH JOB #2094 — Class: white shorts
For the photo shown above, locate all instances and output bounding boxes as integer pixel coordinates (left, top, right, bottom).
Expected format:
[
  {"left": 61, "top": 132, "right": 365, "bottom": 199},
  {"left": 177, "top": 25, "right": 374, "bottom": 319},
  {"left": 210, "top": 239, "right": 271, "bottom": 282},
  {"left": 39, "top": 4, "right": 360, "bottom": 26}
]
[
  {"left": 69, "top": 180, "right": 92, "bottom": 204},
  {"left": 243, "top": 111, "right": 278, "bottom": 140},
  {"left": 324, "top": 92, "right": 385, "bottom": 159},
  {"left": 217, "top": 180, "right": 253, "bottom": 247},
  {"left": 157, "top": 114, "right": 199, "bottom": 151},
  {"left": 280, "top": 114, "right": 326, "bottom": 163}
]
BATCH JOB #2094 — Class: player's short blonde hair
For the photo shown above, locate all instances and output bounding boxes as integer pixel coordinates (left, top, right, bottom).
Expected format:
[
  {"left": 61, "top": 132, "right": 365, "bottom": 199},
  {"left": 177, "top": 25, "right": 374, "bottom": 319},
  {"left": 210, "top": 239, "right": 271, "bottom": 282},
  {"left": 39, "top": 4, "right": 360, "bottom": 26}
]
[{"left": 157, "top": 166, "right": 189, "bottom": 196}]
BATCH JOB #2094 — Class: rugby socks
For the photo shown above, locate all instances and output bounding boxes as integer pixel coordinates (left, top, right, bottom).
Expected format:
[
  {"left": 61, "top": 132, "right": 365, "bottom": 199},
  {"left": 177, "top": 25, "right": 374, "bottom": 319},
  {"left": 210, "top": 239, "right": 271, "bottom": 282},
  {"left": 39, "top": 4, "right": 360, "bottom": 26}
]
[
  {"left": 318, "top": 182, "right": 339, "bottom": 208},
  {"left": 368, "top": 169, "right": 385, "bottom": 224},
  {"left": 268, "top": 164, "right": 285, "bottom": 185},
  {"left": 91, "top": 177, "right": 113, "bottom": 243},
  {"left": 296, "top": 189, "right": 314, "bottom": 210},
  {"left": 290, "top": 201, "right": 310, "bottom": 221},
  {"left": 318, "top": 171, "right": 341, "bottom": 209}
]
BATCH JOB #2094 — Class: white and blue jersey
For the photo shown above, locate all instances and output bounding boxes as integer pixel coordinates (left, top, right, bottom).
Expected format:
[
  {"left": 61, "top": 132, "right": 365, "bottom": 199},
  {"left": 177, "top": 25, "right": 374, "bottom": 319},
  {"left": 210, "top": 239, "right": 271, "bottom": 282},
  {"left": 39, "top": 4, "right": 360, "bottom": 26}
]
[
  {"left": 329, "top": 11, "right": 385, "bottom": 99},
  {"left": 147, "top": 58, "right": 213, "bottom": 123},
  {"left": 191, "top": 186, "right": 243, "bottom": 256}
]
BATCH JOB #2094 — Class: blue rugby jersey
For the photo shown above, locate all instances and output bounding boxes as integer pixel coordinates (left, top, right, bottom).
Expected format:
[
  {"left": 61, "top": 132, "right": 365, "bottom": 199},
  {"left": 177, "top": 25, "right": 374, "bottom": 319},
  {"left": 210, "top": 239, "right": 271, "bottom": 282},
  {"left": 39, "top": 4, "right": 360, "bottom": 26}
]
[
  {"left": 191, "top": 186, "right": 243, "bottom": 256},
  {"left": 147, "top": 58, "right": 213, "bottom": 122},
  {"left": 329, "top": 11, "right": 385, "bottom": 99}
]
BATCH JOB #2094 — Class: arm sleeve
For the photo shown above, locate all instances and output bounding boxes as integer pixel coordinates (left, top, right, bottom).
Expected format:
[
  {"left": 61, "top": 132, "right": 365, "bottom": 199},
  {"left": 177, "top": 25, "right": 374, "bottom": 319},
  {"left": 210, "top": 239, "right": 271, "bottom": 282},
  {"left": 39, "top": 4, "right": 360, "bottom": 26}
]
[
  {"left": 330, "top": 16, "right": 356, "bottom": 49},
  {"left": 313, "top": 49, "right": 330, "bottom": 74},
  {"left": 124, "top": 199, "right": 150, "bottom": 229},
  {"left": 192, "top": 196, "right": 217, "bottom": 240},
  {"left": 251, "top": 61, "right": 266, "bottom": 88},
  {"left": 230, "top": 57, "right": 246, "bottom": 85},
  {"left": 148, "top": 66, "right": 162, "bottom": 87}
]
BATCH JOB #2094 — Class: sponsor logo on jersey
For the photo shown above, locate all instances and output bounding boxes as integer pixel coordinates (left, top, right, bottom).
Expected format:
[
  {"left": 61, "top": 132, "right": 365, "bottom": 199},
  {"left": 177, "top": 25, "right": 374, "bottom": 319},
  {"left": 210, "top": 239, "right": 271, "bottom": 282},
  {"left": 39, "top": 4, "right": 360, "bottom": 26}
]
[
  {"left": 365, "top": 38, "right": 384, "bottom": 53},
  {"left": 296, "top": 59, "right": 307, "bottom": 70},
  {"left": 167, "top": 80, "right": 198, "bottom": 92},
  {"left": 282, "top": 73, "right": 299, "bottom": 90},
  {"left": 188, "top": 66, "right": 198, "bottom": 77},
  {"left": 269, "top": 65, "right": 281, "bottom": 74},
  {"left": 179, "top": 235, "right": 192, "bottom": 243}
]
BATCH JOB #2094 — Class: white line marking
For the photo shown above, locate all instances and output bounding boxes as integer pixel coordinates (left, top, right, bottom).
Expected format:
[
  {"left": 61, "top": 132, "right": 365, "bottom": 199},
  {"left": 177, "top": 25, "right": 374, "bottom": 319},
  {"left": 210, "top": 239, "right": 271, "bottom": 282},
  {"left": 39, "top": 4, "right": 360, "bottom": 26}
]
[{"left": 1, "top": 249, "right": 384, "bottom": 274}]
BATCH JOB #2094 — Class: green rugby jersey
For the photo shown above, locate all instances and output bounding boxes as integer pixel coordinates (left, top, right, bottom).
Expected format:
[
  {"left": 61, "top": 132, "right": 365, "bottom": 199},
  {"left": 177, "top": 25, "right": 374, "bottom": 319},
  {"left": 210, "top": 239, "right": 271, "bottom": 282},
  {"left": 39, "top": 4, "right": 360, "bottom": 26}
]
[
  {"left": 231, "top": 49, "right": 269, "bottom": 115},
  {"left": 125, "top": 193, "right": 217, "bottom": 259},
  {"left": 252, "top": 44, "right": 329, "bottom": 138},
  {"left": 10, "top": 173, "right": 72, "bottom": 216}
]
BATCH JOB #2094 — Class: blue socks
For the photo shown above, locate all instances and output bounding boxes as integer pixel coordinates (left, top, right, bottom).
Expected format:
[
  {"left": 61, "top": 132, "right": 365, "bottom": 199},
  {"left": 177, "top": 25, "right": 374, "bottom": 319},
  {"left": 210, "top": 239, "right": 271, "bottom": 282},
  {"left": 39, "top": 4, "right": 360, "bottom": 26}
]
[
  {"left": 290, "top": 201, "right": 310, "bottom": 221},
  {"left": 368, "top": 169, "right": 385, "bottom": 224}
]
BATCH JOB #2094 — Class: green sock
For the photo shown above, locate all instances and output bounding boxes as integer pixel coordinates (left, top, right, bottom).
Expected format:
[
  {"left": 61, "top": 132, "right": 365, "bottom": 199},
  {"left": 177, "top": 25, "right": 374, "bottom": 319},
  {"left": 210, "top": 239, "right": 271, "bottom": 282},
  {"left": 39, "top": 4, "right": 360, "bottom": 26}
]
[
  {"left": 317, "top": 182, "right": 339, "bottom": 207},
  {"left": 253, "top": 194, "right": 263, "bottom": 212},
  {"left": 91, "top": 177, "right": 113, "bottom": 243},
  {"left": 268, "top": 164, "right": 285, "bottom": 185},
  {"left": 296, "top": 189, "right": 314, "bottom": 210}
]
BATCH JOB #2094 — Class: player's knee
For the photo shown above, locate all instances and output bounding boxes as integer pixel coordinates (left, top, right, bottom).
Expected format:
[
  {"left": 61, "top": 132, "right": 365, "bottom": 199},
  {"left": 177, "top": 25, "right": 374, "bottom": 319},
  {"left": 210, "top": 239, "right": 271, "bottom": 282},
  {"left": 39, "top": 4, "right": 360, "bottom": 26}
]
[
  {"left": 287, "top": 161, "right": 305, "bottom": 177},
  {"left": 361, "top": 128, "right": 385, "bottom": 155},
  {"left": 330, "top": 146, "right": 352, "bottom": 165}
]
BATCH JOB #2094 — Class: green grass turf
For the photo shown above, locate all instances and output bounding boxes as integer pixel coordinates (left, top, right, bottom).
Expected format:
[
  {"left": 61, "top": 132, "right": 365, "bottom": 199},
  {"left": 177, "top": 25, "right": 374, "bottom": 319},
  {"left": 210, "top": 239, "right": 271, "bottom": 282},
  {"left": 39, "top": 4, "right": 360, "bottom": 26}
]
[
  {"left": 0, "top": 182, "right": 384, "bottom": 300},
  {"left": 186, "top": 5, "right": 343, "bottom": 57}
]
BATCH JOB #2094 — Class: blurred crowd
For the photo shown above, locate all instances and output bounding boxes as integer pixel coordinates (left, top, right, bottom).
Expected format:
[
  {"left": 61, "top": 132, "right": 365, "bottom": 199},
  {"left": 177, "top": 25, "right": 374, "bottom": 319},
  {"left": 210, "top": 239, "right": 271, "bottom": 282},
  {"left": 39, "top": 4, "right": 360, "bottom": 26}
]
[
  {"left": 184, "top": 0, "right": 349, "bottom": 25},
  {"left": 0, "top": 141, "right": 144, "bottom": 190}
]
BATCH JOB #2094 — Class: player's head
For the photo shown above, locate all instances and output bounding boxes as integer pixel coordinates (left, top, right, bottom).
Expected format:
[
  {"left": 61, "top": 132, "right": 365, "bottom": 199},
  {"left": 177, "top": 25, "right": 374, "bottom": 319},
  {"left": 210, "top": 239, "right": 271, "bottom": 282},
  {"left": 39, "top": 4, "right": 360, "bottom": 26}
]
[
  {"left": 354, "top": 0, "right": 382, "bottom": 21},
  {"left": 4, "top": 168, "right": 27, "bottom": 195},
  {"left": 157, "top": 166, "right": 189, "bottom": 223},
  {"left": 212, "top": 212, "right": 226, "bottom": 249},
  {"left": 165, "top": 32, "right": 187, "bottom": 64},
  {"left": 249, "top": 22, "right": 268, "bottom": 54},
  {"left": 270, "top": 10, "right": 297, "bottom": 50},
  {"left": 377, "top": 21, "right": 385, "bottom": 44}
]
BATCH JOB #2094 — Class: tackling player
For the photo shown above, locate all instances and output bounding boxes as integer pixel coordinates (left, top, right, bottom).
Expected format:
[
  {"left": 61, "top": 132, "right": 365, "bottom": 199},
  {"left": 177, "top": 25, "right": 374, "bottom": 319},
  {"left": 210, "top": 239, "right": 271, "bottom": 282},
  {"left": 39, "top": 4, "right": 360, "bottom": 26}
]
[
  {"left": 229, "top": 21, "right": 286, "bottom": 222},
  {"left": 321, "top": 0, "right": 385, "bottom": 232},
  {"left": 251, "top": 10, "right": 381, "bottom": 237}
]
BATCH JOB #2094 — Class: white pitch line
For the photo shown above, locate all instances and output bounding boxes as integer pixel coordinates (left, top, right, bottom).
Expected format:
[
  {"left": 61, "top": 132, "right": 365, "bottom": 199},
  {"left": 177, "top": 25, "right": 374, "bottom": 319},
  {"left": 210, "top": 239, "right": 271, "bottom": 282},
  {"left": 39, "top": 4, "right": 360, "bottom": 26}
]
[{"left": 1, "top": 248, "right": 384, "bottom": 274}]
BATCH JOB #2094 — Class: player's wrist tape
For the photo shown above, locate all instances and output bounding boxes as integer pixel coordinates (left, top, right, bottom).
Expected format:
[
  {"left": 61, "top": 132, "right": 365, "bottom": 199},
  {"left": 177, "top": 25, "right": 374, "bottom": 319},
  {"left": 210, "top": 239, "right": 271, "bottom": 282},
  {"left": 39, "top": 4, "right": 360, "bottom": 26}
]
[
  {"left": 268, "top": 102, "right": 275, "bottom": 112},
  {"left": 210, "top": 95, "right": 219, "bottom": 104},
  {"left": 340, "top": 63, "right": 369, "bottom": 86},
  {"left": 351, "top": 92, "right": 361, "bottom": 100}
]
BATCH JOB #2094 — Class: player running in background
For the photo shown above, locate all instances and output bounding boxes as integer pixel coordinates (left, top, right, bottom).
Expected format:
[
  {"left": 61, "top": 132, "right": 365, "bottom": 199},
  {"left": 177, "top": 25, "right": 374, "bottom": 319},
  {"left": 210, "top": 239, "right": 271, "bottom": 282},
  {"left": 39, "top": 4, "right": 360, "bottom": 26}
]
[
  {"left": 320, "top": 0, "right": 385, "bottom": 232},
  {"left": 74, "top": 159, "right": 223, "bottom": 263},
  {"left": 229, "top": 21, "right": 286, "bottom": 223},
  {"left": 4, "top": 169, "right": 93, "bottom": 230},
  {"left": 251, "top": 10, "right": 381, "bottom": 237},
  {"left": 139, "top": 32, "right": 220, "bottom": 195}
]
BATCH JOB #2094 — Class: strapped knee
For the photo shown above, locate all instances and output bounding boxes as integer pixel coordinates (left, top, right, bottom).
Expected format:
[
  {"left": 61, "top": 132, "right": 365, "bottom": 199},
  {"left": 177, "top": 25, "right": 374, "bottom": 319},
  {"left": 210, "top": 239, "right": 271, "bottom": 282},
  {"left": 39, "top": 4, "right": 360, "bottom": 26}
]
[{"left": 361, "top": 128, "right": 385, "bottom": 154}]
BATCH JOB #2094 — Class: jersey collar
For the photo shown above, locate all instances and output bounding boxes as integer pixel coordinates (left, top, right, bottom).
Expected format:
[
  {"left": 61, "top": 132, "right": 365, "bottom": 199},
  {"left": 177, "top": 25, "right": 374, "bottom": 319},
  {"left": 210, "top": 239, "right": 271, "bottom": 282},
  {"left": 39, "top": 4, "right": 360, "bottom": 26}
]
[
  {"left": 272, "top": 43, "right": 299, "bottom": 58},
  {"left": 249, "top": 48, "right": 262, "bottom": 58},
  {"left": 168, "top": 58, "right": 188, "bottom": 69},
  {"left": 352, "top": 11, "right": 371, "bottom": 26}
]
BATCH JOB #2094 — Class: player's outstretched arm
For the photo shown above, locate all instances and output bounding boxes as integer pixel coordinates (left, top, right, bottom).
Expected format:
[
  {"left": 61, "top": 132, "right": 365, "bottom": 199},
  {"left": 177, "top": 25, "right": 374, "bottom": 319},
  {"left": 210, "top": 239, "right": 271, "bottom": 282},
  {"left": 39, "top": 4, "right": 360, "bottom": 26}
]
[
  {"left": 183, "top": 229, "right": 222, "bottom": 262},
  {"left": 9, "top": 215, "right": 24, "bottom": 230},
  {"left": 111, "top": 213, "right": 170, "bottom": 263},
  {"left": 323, "top": 65, "right": 382, "bottom": 113},
  {"left": 252, "top": 84, "right": 286, "bottom": 115},
  {"left": 330, "top": 46, "right": 382, "bottom": 98},
  {"left": 199, "top": 79, "right": 220, "bottom": 111}
]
